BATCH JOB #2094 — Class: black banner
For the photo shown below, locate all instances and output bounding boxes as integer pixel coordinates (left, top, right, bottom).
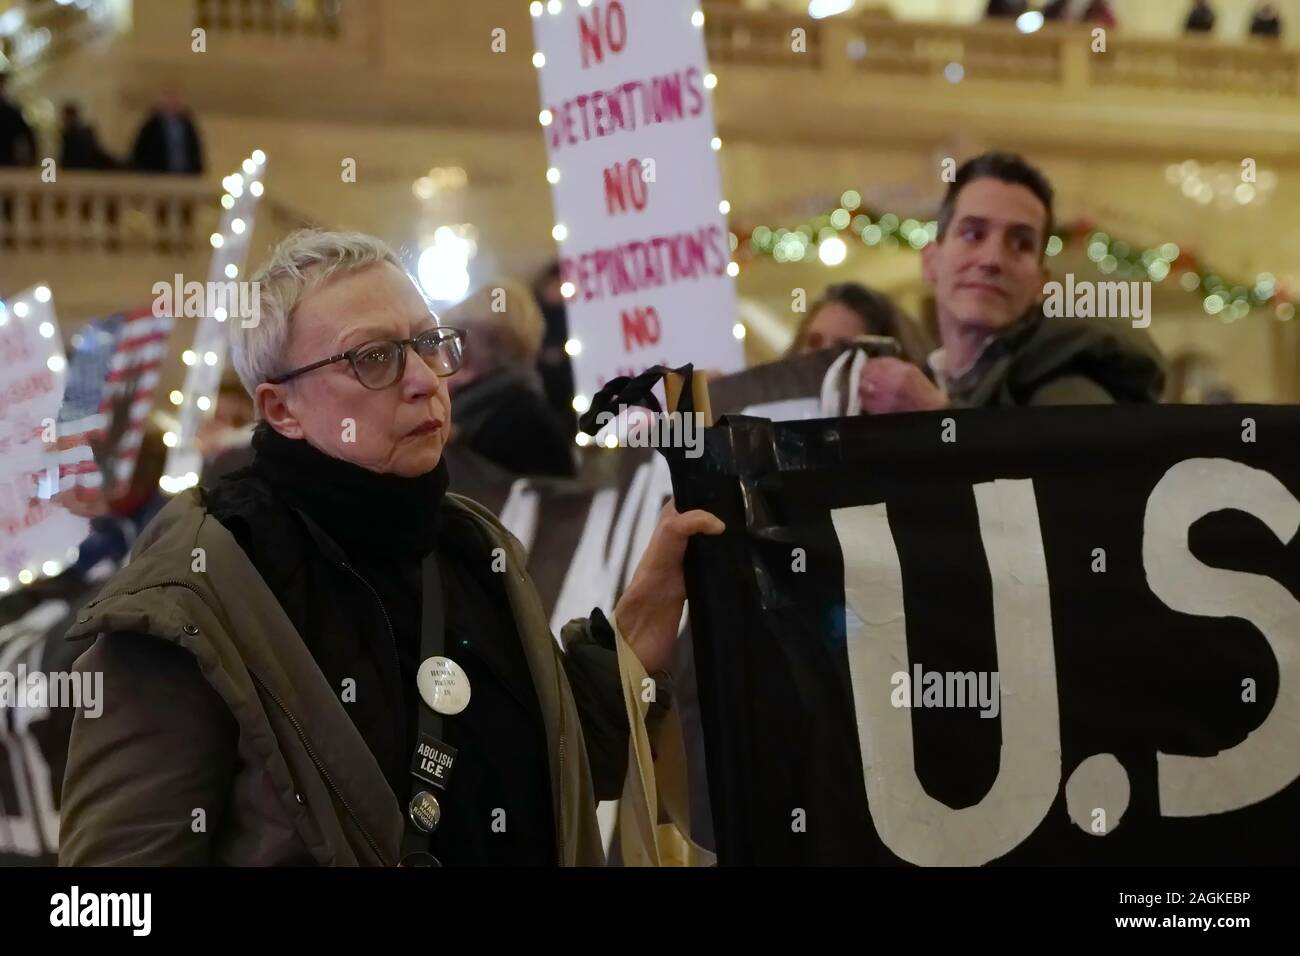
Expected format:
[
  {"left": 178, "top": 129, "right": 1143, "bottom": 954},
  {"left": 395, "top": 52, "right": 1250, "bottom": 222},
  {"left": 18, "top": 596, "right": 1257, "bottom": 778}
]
[{"left": 669, "top": 404, "right": 1300, "bottom": 865}]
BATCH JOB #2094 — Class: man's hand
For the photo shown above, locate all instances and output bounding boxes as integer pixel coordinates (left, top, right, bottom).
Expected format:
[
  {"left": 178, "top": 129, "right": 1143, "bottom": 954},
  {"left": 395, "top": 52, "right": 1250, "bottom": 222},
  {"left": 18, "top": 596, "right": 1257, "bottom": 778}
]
[
  {"left": 858, "top": 357, "right": 949, "bottom": 414},
  {"left": 613, "top": 501, "right": 725, "bottom": 674}
]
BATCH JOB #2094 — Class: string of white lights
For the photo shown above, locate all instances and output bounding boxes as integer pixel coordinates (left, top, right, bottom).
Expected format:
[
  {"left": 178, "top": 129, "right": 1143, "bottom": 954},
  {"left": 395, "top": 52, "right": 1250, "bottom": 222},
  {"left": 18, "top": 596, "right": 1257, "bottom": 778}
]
[{"left": 159, "top": 150, "right": 268, "bottom": 492}]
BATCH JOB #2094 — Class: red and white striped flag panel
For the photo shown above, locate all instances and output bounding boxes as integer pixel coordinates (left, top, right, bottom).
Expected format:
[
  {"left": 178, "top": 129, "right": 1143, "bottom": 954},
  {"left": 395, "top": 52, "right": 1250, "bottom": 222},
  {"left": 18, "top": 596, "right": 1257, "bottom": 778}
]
[{"left": 53, "top": 307, "right": 175, "bottom": 497}]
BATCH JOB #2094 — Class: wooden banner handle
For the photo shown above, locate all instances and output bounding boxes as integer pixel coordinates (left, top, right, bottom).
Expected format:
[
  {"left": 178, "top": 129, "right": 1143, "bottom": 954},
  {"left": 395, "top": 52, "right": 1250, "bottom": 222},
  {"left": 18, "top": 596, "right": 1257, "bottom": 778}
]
[{"left": 663, "top": 370, "right": 714, "bottom": 426}]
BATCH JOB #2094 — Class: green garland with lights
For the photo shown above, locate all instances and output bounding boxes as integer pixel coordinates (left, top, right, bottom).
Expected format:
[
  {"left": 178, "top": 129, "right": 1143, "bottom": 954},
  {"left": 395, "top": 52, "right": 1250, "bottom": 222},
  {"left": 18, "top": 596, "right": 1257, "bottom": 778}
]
[{"left": 734, "top": 191, "right": 1294, "bottom": 321}]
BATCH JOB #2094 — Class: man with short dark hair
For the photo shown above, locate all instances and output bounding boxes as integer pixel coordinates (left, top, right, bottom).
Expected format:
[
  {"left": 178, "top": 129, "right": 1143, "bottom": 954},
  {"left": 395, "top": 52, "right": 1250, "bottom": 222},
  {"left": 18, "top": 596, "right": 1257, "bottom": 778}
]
[{"left": 856, "top": 151, "right": 1164, "bottom": 412}]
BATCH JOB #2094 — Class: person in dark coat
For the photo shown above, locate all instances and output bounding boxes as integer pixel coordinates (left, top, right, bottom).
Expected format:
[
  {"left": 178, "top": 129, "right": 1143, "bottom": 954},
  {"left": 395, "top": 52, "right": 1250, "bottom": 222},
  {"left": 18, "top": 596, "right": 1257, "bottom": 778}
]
[
  {"left": 0, "top": 72, "right": 35, "bottom": 167},
  {"left": 1185, "top": 0, "right": 1216, "bottom": 34},
  {"left": 1042, "top": 0, "right": 1073, "bottom": 21},
  {"left": 1249, "top": 3, "right": 1283, "bottom": 38},
  {"left": 443, "top": 277, "right": 577, "bottom": 478},
  {"left": 0, "top": 73, "right": 35, "bottom": 239},
  {"left": 985, "top": 0, "right": 1027, "bottom": 18},
  {"left": 59, "top": 102, "right": 118, "bottom": 171},
  {"left": 59, "top": 230, "right": 719, "bottom": 866},
  {"left": 130, "top": 88, "right": 204, "bottom": 174},
  {"left": 533, "top": 261, "right": 579, "bottom": 434},
  {"left": 853, "top": 152, "right": 1164, "bottom": 413}
]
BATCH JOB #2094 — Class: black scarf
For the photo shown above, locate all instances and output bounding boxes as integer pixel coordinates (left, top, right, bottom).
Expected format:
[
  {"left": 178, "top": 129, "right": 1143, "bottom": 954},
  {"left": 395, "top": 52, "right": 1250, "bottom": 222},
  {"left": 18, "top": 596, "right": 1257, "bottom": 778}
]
[{"left": 249, "top": 423, "right": 450, "bottom": 561}]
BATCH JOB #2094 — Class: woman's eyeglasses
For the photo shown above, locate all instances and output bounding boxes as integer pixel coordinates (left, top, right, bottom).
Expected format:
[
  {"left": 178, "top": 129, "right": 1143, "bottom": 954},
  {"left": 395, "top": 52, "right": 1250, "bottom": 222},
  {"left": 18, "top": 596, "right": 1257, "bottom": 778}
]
[{"left": 266, "top": 327, "right": 467, "bottom": 391}]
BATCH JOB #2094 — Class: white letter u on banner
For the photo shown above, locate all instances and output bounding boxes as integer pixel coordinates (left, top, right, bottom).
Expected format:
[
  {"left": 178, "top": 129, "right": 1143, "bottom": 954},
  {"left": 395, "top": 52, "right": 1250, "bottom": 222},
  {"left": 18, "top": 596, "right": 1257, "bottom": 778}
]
[{"left": 831, "top": 479, "right": 1062, "bottom": 866}]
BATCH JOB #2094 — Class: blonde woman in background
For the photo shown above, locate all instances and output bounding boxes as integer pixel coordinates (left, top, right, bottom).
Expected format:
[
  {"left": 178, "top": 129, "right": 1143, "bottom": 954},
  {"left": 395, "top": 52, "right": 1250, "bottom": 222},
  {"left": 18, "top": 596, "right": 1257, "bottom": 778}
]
[
  {"left": 786, "top": 282, "right": 936, "bottom": 369},
  {"left": 442, "top": 277, "right": 577, "bottom": 477}
]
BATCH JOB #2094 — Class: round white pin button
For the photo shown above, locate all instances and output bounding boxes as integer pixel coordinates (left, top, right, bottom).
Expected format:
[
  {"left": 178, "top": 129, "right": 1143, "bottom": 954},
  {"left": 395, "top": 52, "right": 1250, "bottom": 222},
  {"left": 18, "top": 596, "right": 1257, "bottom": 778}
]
[{"left": 417, "top": 656, "right": 471, "bottom": 715}]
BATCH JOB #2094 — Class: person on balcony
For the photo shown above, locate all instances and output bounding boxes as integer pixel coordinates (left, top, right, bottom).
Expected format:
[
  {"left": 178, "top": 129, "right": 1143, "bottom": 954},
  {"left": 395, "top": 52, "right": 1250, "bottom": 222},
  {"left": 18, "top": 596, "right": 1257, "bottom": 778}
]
[
  {"left": 0, "top": 73, "right": 36, "bottom": 167},
  {"left": 1184, "top": 0, "right": 1216, "bottom": 34},
  {"left": 1080, "top": 0, "right": 1117, "bottom": 27},
  {"left": 130, "top": 88, "right": 205, "bottom": 175},
  {"left": 984, "top": 0, "right": 1027, "bottom": 19},
  {"left": 1042, "top": 0, "right": 1075, "bottom": 21},
  {"left": 59, "top": 103, "right": 119, "bottom": 171},
  {"left": 849, "top": 152, "right": 1164, "bottom": 412},
  {"left": 1249, "top": 2, "right": 1283, "bottom": 39}
]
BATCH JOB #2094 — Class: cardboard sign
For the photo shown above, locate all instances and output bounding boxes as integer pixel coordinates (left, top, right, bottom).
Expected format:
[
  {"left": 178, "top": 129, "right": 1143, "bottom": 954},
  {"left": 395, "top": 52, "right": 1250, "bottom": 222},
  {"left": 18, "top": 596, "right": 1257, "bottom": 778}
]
[
  {"left": 532, "top": 0, "right": 743, "bottom": 403},
  {"left": 0, "top": 291, "right": 88, "bottom": 588}
]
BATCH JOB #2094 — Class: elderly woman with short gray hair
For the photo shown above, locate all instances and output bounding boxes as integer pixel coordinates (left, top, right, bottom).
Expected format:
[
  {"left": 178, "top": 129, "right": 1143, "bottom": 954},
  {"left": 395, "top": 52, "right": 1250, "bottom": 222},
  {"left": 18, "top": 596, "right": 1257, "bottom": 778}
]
[{"left": 59, "top": 229, "right": 720, "bottom": 866}]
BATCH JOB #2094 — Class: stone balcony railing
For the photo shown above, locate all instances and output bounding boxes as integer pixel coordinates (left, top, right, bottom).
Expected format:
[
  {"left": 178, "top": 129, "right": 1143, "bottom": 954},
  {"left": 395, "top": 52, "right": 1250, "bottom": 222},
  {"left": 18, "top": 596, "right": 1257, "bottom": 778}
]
[
  {"left": 166, "top": 0, "right": 1300, "bottom": 102},
  {"left": 194, "top": 0, "right": 345, "bottom": 39},
  {"left": 1088, "top": 34, "right": 1299, "bottom": 97},
  {"left": 0, "top": 168, "right": 318, "bottom": 258},
  {"left": 105, "top": 0, "right": 1290, "bottom": 102},
  {"left": 0, "top": 170, "right": 214, "bottom": 255},
  {"left": 13, "top": 0, "right": 1300, "bottom": 113},
  {"left": 0, "top": 168, "right": 318, "bottom": 335},
  {"left": 701, "top": 4, "right": 1300, "bottom": 100}
]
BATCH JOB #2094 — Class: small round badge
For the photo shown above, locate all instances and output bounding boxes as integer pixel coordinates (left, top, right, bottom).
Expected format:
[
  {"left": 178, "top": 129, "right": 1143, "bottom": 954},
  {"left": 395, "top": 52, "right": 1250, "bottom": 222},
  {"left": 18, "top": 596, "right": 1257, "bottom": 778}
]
[
  {"left": 417, "top": 656, "right": 471, "bottom": 715},
  {"left": 409, "top": 790, "right": 441, "bottom": 834}
]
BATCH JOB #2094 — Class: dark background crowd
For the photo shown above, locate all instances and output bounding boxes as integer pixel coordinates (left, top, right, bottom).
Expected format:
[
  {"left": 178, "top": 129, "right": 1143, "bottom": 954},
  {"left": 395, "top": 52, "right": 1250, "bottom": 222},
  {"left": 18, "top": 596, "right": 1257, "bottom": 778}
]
[
  {"left": 986, "top": 0, "right": 1285, "bottom": 36},
  {"left": 0, "top": 76, "right": 203, "bottom": 174}
]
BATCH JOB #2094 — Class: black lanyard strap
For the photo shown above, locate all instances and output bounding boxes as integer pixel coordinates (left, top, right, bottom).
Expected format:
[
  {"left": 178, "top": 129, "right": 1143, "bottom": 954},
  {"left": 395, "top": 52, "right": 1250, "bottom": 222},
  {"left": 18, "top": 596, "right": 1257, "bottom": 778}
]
[
  {"left": 418, "top": 552, "right": 447, "bottom": 739},
  {"left": 399, "top": 552, "right": 454, "bottom": 864}
]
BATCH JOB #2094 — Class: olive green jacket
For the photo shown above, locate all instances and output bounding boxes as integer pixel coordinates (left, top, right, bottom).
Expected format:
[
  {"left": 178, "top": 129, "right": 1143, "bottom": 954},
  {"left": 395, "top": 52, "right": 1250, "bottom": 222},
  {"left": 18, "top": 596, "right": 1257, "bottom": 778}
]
[
  {"left": 59, "top": 490, "right": 609, "bottom": 866},
  {"left": 946, "top": 312, "right": 1166, "bottom": 407}
]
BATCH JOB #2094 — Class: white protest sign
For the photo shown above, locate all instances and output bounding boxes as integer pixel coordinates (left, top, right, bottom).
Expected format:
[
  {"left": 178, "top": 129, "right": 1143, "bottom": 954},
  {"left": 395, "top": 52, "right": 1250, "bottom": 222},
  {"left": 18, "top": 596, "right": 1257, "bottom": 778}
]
[
  {"left": 531, "top": 0, "right": 743, "bottom": 404},
  {"left": 0, "top": 289, "right": 89, "bottom": 590}
]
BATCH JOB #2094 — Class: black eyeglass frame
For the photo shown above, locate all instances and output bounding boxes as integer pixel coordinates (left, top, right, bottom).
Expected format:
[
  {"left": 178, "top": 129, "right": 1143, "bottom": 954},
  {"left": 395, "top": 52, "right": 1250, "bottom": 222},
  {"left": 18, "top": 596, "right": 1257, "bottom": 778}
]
[{"left": 265, "top": 326, "right": 468, "bottom": 389}]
